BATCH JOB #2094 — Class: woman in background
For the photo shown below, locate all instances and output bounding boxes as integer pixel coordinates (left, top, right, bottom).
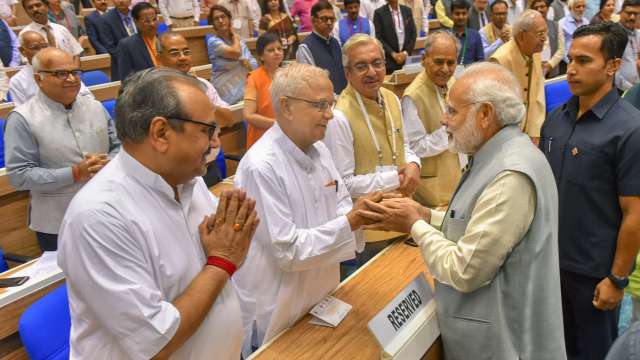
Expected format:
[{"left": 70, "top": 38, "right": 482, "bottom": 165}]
[
  {"left": 243, "top": 32, "right": 284, "bottom": 148},
  {"left": 590, "top": 0, "right": 619, "bottom": 23},
  {"left": 259, "top": 0, "right": 298, "bottom": 59},
  {"left": 207, "top": 5, "right": 258, "bottom": 104}
]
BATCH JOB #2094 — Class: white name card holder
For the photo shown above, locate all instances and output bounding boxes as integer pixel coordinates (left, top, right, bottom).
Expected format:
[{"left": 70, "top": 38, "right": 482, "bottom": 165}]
[{"left": 367, "top": 273, "right": 440, "bottom": 360}]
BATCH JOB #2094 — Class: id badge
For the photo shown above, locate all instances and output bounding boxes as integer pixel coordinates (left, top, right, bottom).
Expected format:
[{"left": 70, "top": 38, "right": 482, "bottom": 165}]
[
  {"left": 232, "top": 18, "right": 242, "bottom": 30},
  {"left": 454, "top": 64, "right": 465, "bottom": 79},
  {"left": 375, "top": 165, "right": 397, "bottom": 173}
]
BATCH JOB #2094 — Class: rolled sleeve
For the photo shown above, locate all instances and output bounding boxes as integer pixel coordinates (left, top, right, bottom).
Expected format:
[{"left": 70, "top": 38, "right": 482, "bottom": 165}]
[
  {"left": 4, "top": 112, "right": 75, "bottom": 191},
  {"left": 58, "top": 207, "right": 180, "bottom": 359}
]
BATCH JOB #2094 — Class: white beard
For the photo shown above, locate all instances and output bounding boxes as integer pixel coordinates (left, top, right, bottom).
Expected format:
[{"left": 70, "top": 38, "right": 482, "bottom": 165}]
[{"left": 448, "top": 110, "right": 484, "bottom": 154}]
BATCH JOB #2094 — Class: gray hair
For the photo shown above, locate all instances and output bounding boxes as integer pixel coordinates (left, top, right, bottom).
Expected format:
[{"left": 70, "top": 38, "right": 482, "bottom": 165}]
[
  {"left": 156, "top": 31, "right": 184, "bottom": 54},
  {"left": 341, "top": 33, "right": 385, "bottom": 67},
  {"left": 567, "top": 0, "right": 584, "bottom": 10},
  {"left": 423, "top": 30, "right": 461, "bottom": 57},
  {"left": 512, "top": 9, "right": 542, "bottom": 35},
  {"left": 270, "top": 63, "right": 330, "bottom": 116},
  {"left": 460, "top": 62, "right": 525, "bottom": 127},
  {"left": 115, "top": 68, "right": 206, "bottom": 143}
]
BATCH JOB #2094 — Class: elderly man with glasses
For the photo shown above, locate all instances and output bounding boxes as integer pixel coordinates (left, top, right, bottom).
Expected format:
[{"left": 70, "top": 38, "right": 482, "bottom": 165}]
[
  {"left": 233, "top": 62, "right": 380, "bottom": 356},
  {"left": 490, "top": 9, "right": 547, "bottom": 144},
  {"left": 324, "top": 34, "right": 421, "bottom": 261},
  {"left": 58, "top": 67, "right": 258, "bottom": 359},
  {"left": 4, "top": 47, "right": 120, "bottom": 251},
  {"left": 10, "top": 31, "right": 93, "bottom": 105}
]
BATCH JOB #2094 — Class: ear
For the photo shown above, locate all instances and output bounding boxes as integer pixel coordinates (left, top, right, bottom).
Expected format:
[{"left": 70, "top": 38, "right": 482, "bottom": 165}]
[
  {"left": 606, "top": 58, "right": 621, "bottom": 76},
  {"left": 18, "top": 47, "right": 27, "bottom": 58},
  {"left": 34, "top": 72, "right": 42, "bottom": 84},
  {"left": 148, "top": 117, "right": 172, "bottom": 153},
  {"left": 278, "top": 96, "right": 291, "bottom": 118},
  {"left": 476, "top": 102, "right": 494, "bottom": 129}
]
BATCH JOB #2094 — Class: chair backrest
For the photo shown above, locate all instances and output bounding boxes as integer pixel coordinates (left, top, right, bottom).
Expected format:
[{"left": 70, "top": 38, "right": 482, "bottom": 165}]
[
  {"left": 0, "top": 118, "right": 5, "bottom": 168},
  {"left": 19, "top": 285, "right": 71, "bottom": 360},
  {"left": 199, "top": 18, "right": 208, "bottom": 26},
  {"left": 544, "top": 77, "right": 572, "bottom": 114},
  {"left": 0, "top": 248, "right": 8, "bottom": 273},
  {"left": 157, "top": 23, "right": 168, "bottom": 34},
  {"left": 216, "top": 146, "right": 227, "bottom": 179},
  {"left": 81, "top": 70, "right": 110, "bottom": 87},
  {"left": 102, "top": 99, "right": 116, "bottom": 120}
]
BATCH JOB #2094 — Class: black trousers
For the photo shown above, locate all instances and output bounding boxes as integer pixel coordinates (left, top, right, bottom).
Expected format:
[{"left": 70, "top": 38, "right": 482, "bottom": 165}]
[
  {"left": 561, "top": 270, "right": 620, "bottom": 360},
  {"left": 36, "top": 232, "right": 58, "bottom": 251}
]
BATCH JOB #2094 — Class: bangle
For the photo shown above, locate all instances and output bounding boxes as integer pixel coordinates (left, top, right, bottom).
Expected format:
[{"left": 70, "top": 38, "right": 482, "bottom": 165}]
[
  {"left": 206, "top": 256, "right": 237, "bottom": 277},
  {"left": 72, "top": 165, "right": 80, "bottom": 182}
]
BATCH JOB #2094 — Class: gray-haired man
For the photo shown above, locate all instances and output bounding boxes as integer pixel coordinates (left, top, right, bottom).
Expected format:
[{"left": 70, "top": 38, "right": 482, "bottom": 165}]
[{"left": 360, "top": 62, "right": 567, "bottom": 359}]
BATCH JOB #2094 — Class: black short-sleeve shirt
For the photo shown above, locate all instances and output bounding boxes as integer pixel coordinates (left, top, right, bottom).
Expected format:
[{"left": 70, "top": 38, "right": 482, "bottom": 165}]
[{"left": 540, "top": 88, "right": 640, "bottom": 278}]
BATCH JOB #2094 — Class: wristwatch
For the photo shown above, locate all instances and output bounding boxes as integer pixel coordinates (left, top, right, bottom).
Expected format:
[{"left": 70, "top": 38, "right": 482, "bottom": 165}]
[{"left": 607, "top": 273, "right": 629, "bottom": 289}]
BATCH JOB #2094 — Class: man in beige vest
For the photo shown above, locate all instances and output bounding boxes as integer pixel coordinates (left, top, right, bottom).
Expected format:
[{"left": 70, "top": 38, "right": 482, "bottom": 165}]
[
  {"left": 324, "top": 33, "right": 421, "bottom": 256},
  {"left": 490, "top": 9, "right": 547, "bottom": 143},
  {"left": 480, "top": 0, "right": 511, "bottom": 58},
  {"left": 403, "top": 31, "right": 464, "bottom": 208}
]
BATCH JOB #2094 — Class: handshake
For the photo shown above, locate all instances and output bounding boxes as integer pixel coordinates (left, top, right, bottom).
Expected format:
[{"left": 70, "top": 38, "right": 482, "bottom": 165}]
[{"left": 346, "top": 192, "right": 431, "bottom": 234}]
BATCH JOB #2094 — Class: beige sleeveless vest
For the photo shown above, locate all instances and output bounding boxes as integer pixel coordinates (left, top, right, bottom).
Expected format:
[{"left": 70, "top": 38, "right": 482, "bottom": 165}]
[{"left": 403, "top": 70, "right": 461, "bottom": 207}]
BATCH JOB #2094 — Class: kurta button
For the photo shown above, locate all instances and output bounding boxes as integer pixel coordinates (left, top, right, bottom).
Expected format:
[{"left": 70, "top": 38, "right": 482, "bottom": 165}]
[{"left": 524, "top": 88, "right": 528, "bottom": 92}]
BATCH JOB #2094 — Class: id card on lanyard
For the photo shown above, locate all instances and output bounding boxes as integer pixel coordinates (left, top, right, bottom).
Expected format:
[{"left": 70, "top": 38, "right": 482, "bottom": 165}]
[{"left": 354, "top": 91, "right": 399, "bottom": 173}]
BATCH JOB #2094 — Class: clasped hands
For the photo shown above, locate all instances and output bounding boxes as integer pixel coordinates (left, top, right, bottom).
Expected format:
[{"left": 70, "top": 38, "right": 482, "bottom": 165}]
[{"left": 347, "top": 193, "right": 431, "bottom": 234}]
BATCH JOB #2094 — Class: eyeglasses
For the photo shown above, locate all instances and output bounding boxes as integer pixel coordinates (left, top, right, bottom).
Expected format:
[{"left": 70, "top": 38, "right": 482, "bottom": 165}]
[
  {"left": 39, "top": 69, "right": 82, "bottom": 80},
  {"left": 26, "top": 43, "right": 49, "bottom": 51},
  {"left": 444, "top": 101, "right": 479, "bottom": 116},
  {"left": 169, "top": 117, "right": 219, "bottom": 140},
  {"left": 350, "top": 59, "right": 386, "bottom": 73},
  {"left": 285, "top": 96, "right": 334, "bottom": 112},
  {"left": 211, "top": 15, "right": 228, "bottom": 22},
  {"left": 167, "top": 49, "right": 192, "bottom": 57},
  {"left": 315, "top": 16, "right": 336, "bottom": 23},
  {"left": 529, "top": 30, "right": 547, "bottom": 39}
]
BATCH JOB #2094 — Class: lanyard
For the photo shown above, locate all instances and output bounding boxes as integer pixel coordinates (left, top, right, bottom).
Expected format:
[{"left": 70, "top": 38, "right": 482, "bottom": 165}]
[
  {"left": 458, "top": 30, "right": 468, "bottom": 65},
  {"left": 355, "top": 91, "right": 398, "bottom": 166}
]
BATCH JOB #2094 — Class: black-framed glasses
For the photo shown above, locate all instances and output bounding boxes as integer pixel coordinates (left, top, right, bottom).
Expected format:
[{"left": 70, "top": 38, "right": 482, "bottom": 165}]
[
  {"left": 39, "top": 69, "right": 82, "bottom": 80},
  {"left": 285, "top": 96, "right": 334, "bottom": 112},
  {"left": 170, "top": 117, "right": 218, "bottom": 140}
]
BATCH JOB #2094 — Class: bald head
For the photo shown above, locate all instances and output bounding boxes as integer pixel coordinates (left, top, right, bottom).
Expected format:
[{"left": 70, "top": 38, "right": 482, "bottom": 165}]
[
  {"left": 19, "top": 31, "right": 48, "bottom": 64},
  {"left": 513, "top": 9, "right": 547, "bottom": 56},
  {"left": 158, "top": 32, "right": 192, "bottom": 73},
  {"left": 423, "top": 31, "right": 460, "bottom": 57},
  {"left": 33, "top": 47, "right": 77, "bottom": 72},
  {"left": 33, "top": 47, "right": 82, "bottom": 107},
  {"left": 422, "top": 31, "right": 460, "bottom": 87}
]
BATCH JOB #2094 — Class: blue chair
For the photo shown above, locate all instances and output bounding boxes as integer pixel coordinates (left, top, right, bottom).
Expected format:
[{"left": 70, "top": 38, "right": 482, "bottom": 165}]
[
  {"left": 544, "top": 78, "right": 572, "bottom": 114},
  {"left": 215, "top": 146, "right": 227, "bottom": 179},
  {"left": 19, "top": 285, "right": 71, "bottom": 360},
  {"left": 199, "top": 19, "right": 208, "bottom": 26},
  {"left": 0, "top": 118, "right": 5, "bottom": 168},
  {"left": 0, "top": 248, "right": 7, "bottom": 272},
  {"left": 102, "top": 99, "right": 116, "bottom": 120},
  {"left": 81, "top": 70, "right": 110, "bottom": 87},
  {"left": 157, "top": 22, "right": 168, "bottom": 34}
]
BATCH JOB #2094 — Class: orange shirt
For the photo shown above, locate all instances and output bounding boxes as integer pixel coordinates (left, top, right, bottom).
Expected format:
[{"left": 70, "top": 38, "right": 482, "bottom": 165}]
[
  {"left": 244, "top": 66, "right": 275, "bottom": 148},
  {"left": 142, "top": 35, "right": 161, "bottom": 67}
]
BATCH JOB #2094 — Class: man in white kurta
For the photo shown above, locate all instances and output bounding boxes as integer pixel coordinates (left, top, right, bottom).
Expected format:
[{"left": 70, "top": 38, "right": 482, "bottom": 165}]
[
  {"left": 233, "top": 63, "right": 373, "bottom": 356},
  {"left": 58, "top": 68, "right": 257, "bottom": 359}
]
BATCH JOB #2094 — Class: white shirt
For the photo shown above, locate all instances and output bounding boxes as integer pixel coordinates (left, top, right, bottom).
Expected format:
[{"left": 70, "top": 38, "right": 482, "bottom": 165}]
[
  {"left": 58, "top": 150, "right": 244, "bottom": 360},
  {"left": 20, "top": 21, "right": 83, "bottom": 56},
  {"left": 0, "top": 59, "right": 7, "bottom": 101},
  {"left": 158, "top": 0, "right": 200, "bottom": 24},
  {"left": 507, "top": 0, "right": 524, "bottom": 24},
  {"left": 390, "top": 5, "right": 405, "bottom": 51},
  {"left": 401, "top": 96, "right": 450, "bottom": 158},
  {"left": 9, "top": 65, "right": 93, "bottom": 106},
  {"left": 233, "top": 123, "right": 362, "bottom": 356},
  {"left": 0, "top": 0, "right": 15, "bottom": 19},
  {"left": 359, "top": 0, "right": 386, "bottom": 21},
  {"left": 197, "top": 76, "right": 230, "bottom": 109},
  {"left": 323, "top": 98, "right": 422, "bottom": 197}
]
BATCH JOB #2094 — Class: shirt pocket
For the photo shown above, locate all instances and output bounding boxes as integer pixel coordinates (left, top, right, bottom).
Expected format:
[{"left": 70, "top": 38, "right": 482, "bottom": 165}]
[{"left": 564, "top": 143, "right": 615, "bottom": 189}]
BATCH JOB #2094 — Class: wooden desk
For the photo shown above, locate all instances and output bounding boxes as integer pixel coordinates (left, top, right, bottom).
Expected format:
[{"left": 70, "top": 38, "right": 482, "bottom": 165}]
[{"left": 249, "top": 240, "right": 443, "bottom": 360}]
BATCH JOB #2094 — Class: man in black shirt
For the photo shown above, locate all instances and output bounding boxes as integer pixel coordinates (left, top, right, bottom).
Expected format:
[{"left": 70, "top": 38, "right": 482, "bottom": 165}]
[{"left": 540, "top": 22, "right": 640, "bottom": 360}]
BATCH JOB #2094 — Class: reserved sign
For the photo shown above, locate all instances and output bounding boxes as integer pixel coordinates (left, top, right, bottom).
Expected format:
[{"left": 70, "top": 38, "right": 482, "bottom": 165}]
[{"left": 367, "top": 273, "right": 434, "bottom": 349}]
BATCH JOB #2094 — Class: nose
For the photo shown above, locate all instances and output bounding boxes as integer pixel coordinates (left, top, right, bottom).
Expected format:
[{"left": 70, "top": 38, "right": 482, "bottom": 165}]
[
  {"left": 210, "top": 132, "right": 220, "bottom": 148},
  {"left": 441, "top": 112, "right": 450, "bottom": 127}
]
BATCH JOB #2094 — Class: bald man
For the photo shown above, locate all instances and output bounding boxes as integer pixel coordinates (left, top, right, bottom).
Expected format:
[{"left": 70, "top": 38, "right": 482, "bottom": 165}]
[
  {"left": 157, "top": 31, "right": 233, "bottom": 186},
  {"left": 10, "top": 31, "right": 93, "bottom": 106},
  {"left": 4, "top": 47, "right": 120, "bottom": 251}
]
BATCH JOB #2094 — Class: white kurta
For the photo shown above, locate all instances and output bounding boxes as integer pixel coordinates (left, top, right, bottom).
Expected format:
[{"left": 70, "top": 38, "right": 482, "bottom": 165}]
[
  {"left": 58, "top": 150, "right": 243, "bottom": 360},
  {"left": 233, "top": 124, "right": 363, "bottom": 355}
]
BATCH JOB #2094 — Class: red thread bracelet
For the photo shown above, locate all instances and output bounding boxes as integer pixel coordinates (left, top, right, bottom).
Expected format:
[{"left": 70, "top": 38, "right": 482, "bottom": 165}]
[{"left": 206, "top": 256, "right": 237, "bottom": 277}]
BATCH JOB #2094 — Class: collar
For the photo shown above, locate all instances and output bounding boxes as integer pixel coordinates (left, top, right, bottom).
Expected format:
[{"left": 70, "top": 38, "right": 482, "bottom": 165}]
[
  {"left": 569, "top": 15, "right": 585, "bottom": 24},
  {"left": 118, "top": 149, "right": 197, "bottom": 202},
  {"left": 35, "top": 20, "right": 51, "bottom": 28},
  {"left": 563, "top": 87, "right": 619, "bottom": 121},
  {"left": 454, "top": 27, "right": 467, "bottom": 37},
  {"left": 311, "top": 31, "right": 331, "bottom": 44},
  {"left": 625, "top": 27, "right": 636, "bottom": 36},
  {"left": 388, "top": 4, "right": 400, "bottom": 12},
  {"left": 472, "top": 125, "right": 522, "bottom": 165},
  {"left": 272, "top": 123, "right": 319, "bottom": 173},
  {"left": 117, "top": 10, "right": 132, "bottom": 20},
  {"left": 36, "top": 89, "right": 76, "bottom": 112}
]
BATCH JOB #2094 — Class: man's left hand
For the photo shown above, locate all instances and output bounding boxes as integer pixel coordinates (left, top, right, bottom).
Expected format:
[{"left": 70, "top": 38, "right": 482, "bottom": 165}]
[
  {"left": 358, "top": 197, "right": 425, "bottom": 233},
  {"left": 397, "top": 163, "right": 420, "bottom": 195},
  {"left": 592, "top": 277, "right": 624, "bottom": 311}
]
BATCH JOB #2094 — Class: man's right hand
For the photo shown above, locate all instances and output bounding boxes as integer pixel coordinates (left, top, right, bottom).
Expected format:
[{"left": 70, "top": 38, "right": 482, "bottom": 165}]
[
  {"left": 74, "top": 153, "right": 109, "bottom": 182},
  {"left": 500, "top": 28, "right": 511, "bottom": 43},
  {"left": 199, "top": 190, "right": 259, "bottom": 268}
]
